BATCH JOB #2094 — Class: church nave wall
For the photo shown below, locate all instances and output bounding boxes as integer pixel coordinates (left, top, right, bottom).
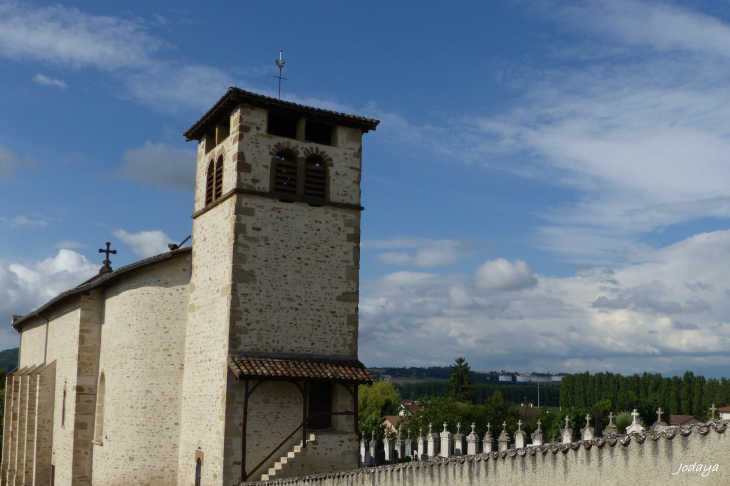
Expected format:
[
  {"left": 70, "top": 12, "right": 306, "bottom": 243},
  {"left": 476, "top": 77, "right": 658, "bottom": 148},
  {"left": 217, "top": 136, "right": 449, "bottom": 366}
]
[{"left": 91, "top": 253, "right": 191, "bottom": 486}]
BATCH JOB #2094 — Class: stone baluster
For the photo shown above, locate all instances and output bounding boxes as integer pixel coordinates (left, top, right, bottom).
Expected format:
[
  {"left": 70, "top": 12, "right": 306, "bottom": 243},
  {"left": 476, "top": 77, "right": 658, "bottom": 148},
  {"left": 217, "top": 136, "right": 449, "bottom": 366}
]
[
  {"left": 626, "top": 409, "right": 645, "bottom": 434},
  {"left": 453, "top": 422, "right": 464, "bottom": 456},
  {"left": 514, "top": 420, "right": 527, "bottom": 449},
  {"left": 580, "top": 414, "right": 595, "bottom": 441},
  {"left": 603, "top": 412, "right": 618, "bottom": 437},
  {"left": 482, "top": 423, "right": 495, "bottom": 453},
  {"left": 497, "top": 422, "right": 510, "bottom": 451},
  {"left": 561, "top": 416, "right": 573, "bottom": 444},
  {"left": 427, "top": 423, "right": 439, "bottom": 458},
  {"left": 394, "top": 425, "right": 404, "bottom": 461},
  {"left": 531, "top": 419, "right": 544, "bottom": 446},
  {"left": 360, "top": 438, "right": 368, "bottom": 467},
  {"left": 383, "top": 433, "right": 395, "bottom": 463},
  {"left": 404, "top": 429, "right": 413, "bottom": 459},
  {"left": 439, "top": 422, "right": 453, "bottom": 458},
  {"left": 466, "top": 423, "right": 479, "bottom": 455},
  {"left": 417, "top": 427, "right": 426, "bottom": 461},
  {"left": 369, "top": 431, "right": 378, "bottom": 466}
]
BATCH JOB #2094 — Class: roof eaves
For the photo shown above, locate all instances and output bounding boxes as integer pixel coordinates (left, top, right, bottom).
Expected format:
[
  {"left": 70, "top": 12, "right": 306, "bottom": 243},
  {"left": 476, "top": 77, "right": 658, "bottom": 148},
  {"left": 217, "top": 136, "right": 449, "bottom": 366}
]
[
  {"left": 12, "top": 247, "right": 192, "bottom": 331},
  {"left": 183, "top": 88, "right": 380, "bottom": 141}
]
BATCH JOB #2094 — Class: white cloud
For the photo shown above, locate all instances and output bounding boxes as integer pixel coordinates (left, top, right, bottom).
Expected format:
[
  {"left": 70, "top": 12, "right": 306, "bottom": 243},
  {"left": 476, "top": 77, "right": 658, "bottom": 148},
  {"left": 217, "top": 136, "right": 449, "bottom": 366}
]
[
  {"left": 359, "top": 229, "right": 730, "bottom": 373},
  {"left": 113, "top": 229, "right": 171, "bottom": 258},
  {"left": 0, "top": 249, "right": 97, "bottom": 342},
  {"left": 32, "top": 73, "right": 66, "bottom": 89},
  {"left": 475, "top": 258, "right": 537, "bottom": 291},
  {"left": 116, "top": 141, "right": 197, "bottom": 191},
  {"left": 0, "top": 215, "right": 49, "bottom": 228},
  {"left": 0, "top": 3, "right": 163, "bottom": 69},
  {"left": 364, "top": 237, "right": 476, "bottom": 267}
]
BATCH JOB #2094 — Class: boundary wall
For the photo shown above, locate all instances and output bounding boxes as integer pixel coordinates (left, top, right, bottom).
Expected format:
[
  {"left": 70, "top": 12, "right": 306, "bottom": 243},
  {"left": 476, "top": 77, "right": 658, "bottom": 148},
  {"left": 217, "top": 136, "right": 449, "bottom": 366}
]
[{"left": 247, "top": 421, "right": 730, "bottom": 486}]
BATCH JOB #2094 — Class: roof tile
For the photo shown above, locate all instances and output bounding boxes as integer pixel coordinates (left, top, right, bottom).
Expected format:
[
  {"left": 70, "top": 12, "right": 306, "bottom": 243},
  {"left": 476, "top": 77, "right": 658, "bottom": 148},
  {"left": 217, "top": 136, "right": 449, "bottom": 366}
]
[{"left": 228, "top": 356, "right": 373, "bottom": 383}]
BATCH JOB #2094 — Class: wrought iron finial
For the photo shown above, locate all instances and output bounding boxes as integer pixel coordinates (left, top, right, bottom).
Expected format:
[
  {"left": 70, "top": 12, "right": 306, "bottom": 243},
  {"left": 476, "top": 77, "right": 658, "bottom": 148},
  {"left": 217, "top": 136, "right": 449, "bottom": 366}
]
[
  {"left": 98, "top": 242, "right": 117, "bottom": 274},
  {"left": 274, "top": 49, "right": 287, "bottom": 100}
]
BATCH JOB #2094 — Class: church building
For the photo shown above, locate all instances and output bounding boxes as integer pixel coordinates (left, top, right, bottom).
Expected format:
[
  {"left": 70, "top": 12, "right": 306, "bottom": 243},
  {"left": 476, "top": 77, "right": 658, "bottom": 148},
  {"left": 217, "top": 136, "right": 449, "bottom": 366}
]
[{"left": 1, "top": 88, "right": 378, "bottom": 485}]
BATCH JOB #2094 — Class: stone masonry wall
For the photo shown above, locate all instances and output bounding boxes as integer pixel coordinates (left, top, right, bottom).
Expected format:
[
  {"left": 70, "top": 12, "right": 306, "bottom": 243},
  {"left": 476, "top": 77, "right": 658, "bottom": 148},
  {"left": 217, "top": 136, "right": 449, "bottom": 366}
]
[
  {"left": 91, "top": 254, "right": 191, "bottom": 486},
  {"left": 18, "top": 300, "right": 81, "bottom": 486},
  {"left": 248, "top": 422, "right": 730, "bottom": 486},
  {"left": 179, "top": 198, "right": 238, "bottom": 486}
]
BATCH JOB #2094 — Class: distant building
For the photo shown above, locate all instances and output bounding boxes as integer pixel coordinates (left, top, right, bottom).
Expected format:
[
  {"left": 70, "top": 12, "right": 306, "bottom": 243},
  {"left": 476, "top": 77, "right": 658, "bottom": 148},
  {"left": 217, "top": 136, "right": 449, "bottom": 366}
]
[
  {"left": 499, "top": 374, "right": 514, "bottom": 382},
  {"left": 669, "top": 415, "right": 700, "bottom": 426},
  {"left": 719, "top": 406, "right": 730, "bottom": 420}
]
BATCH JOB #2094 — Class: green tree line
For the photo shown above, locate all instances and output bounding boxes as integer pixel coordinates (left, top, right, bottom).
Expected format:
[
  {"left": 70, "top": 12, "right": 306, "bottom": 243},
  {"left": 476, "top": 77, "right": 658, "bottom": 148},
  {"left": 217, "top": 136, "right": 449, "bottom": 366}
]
[
  {"left": 395, "top": 381, "right": 560, "bottom": 407},
  {"left": 560, "top": 371, "right": 730, "bottom": 423}
]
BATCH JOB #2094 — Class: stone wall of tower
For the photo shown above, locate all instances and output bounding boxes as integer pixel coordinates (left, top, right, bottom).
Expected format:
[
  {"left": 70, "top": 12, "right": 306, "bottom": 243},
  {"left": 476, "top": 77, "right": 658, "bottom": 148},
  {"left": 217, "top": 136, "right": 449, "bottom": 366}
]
[
  {"left": 91, "top": 255, "right": 191, "bottom": 486},
  {"left": 178, "top": 197, "right": 238, "bottom": 486},
  {"left": 179, "top": 102, "right": 365, "bottom": 485}
]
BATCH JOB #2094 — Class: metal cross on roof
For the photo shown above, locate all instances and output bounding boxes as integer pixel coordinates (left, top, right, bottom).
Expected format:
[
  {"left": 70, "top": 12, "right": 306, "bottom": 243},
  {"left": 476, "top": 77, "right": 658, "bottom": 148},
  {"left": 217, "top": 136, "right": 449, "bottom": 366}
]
[{"left": 98, "top": 242, "right": 117, "bottom": 274}]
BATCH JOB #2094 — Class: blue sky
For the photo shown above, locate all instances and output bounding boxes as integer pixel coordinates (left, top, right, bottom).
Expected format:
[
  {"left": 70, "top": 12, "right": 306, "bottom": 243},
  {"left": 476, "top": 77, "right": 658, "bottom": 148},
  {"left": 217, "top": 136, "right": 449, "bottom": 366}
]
[{"left": 3, "top": 0, "right": 730, "bottom": 376}]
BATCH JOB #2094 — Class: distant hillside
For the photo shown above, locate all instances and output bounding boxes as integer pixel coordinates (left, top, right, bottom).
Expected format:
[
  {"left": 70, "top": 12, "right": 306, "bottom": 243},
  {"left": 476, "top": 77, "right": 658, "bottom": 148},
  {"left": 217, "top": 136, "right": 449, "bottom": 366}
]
[{"left": 0, "top": 348, "right": 18, "bottom": 372}]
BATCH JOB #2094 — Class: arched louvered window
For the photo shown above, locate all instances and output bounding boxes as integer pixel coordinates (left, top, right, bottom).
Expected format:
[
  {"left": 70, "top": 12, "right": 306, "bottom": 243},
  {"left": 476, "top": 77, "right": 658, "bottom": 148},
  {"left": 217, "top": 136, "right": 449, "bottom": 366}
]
[
  {"left": 214, "top": 156, "right": 223, "bottom": 200},
  {"left": 273, "top": 150, "right": 298, "bottom": 197},
  {"left": 195, "top": 458, "right": 202, "bottom": 486},
  {"left": 304, "top": 155, "right": 327, "bottom": 201},
  {"left": 94, "top": 373, "right": 105, "bottom": 441},
  {"left": 205, "top": 160, "right": 215, "bottom": 206}
]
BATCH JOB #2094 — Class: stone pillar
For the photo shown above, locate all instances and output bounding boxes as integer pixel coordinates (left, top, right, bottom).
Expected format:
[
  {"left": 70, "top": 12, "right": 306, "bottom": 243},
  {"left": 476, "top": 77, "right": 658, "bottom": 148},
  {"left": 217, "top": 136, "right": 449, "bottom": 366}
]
[
  {"left": 360, "top": 439, "right": 367, "bottom": 467},
  {"left": 404, "top": 429, "right": 413, "bottom": 460},
  {"left": 482, "top": 424, "right": 495, "bottom": 453},
  {"left": 417, "top": 428, "right": 426, "bottom": 461},
  {"left": 531, "top": 419, "right": 544, "bottom": 446},
  {"left": 427, "top": 423, "right": 438, "bottom": 459},
  {"left": 514, "top": 420, "right": 527, "bottom": 449},
  {"left": 626, "top": 409, "right": 646, "bottom": 434},
  {"left": 383, "top": 434, "right": 394, "bottom": 463},
  {"left": 452, "top": 422, "right": 464, "bottom": 456},
  {"left": 466, "top": 423, "right": 479, "bottom": 455},
  {"left": 369, "top": 432, "right": 378, "bottom": 466},
  {"left": 580, "top": 414, "right": 595, "bottom": 441},
  {"left": 439, "top": 423, "right": 452, "bottom": 458},
  {"left": 561, "top": 416, "right": 574, "bottom": 444},
  {"left": 603, "top": 412, "right": 618, "bottom": 437},
  {"left": 394, "top": 426, "right": 404, "bottom": 461},
  {"left": 497, "top": 422, "right": 510, "bottom": 452}
]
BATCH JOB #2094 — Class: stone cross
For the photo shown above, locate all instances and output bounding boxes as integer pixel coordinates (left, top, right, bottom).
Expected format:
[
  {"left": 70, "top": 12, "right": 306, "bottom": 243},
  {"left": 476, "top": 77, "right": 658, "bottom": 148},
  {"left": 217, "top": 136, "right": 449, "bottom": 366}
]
[
  {"left": 457, "top": 422, "right": 461, "bottom": 434},
  {"left": 711, "top": 403, "right": 718, "bottom": 420},
  {"left": 657, "top": 408, "right": 663, "bottom": 423},
  {"left": 608, "top": 412, "right": 615, "bottom": 425},
  {"left": 517, "top": 420, "right": 522, "bottom": 431},
  {"left": 443, "top": 422, "right": 448, "bottom": 433},
  {"left": 486, "top": 423, "right": 491, "bottom": 433},
  {"left": 564, "top": 415, "right": 570, "bottom": 428},
  {"left": 466, "top": 422, "right": 479, "bottom": 455},
  {"left": 585, "top": 414, "right": 591, "bottom": 428},
  {"left": 536, "top": 419, "right": 542, "bottom": 431},
  {"left": 98, "top": 242, "right": 117, "bottom": 274},
  {"left": 471, "top": 423, "right": 476, "bottom": 434},
  {"left": 626, "top": 409, "right": 646, "bottom": 434},
  {"left": 531, "top": 419, "right": 544, "bottom": 446},
  {"left": 502, "top": 421, "right": 507, "bottom": 431},
  {"left": 429, "top": 423, "right": 433, "bottom": 434}
]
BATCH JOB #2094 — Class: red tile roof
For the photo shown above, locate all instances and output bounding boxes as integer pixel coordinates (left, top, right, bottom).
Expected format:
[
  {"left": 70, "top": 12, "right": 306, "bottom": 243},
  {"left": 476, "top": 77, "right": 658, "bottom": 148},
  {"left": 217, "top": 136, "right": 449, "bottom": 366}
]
[{"left": 227, "top": 356, "right": 373, "bottom": 383}]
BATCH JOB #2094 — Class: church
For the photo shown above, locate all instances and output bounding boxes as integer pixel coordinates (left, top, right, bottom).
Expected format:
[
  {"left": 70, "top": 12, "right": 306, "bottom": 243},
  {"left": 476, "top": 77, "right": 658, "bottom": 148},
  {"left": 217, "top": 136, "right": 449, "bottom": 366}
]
[{"left": 1, "top": 88, "right": 378, "bottom": 486}]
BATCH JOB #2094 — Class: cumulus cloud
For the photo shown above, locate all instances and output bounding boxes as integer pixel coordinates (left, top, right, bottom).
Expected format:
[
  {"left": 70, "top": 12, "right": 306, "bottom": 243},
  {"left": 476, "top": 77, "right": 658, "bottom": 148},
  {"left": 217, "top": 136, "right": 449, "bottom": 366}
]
[
  {"left": 32, "top": 74, "right": 66, "bottom": 89},
  {"left": 116, "top": 141, "right": 197, "bottom": 191},
  {"left": 363, "top": 238, "right": 477, "bottom": 267},
  {"left": 113, "top": 229, "right": 172, "bottom": 258},
  {"left": 359, "top": 229, "right": 730, "bottom": 374},
  {"left": 0, "top": 215, "right": 49, "bottom": 228},
  {"left": 475, "top": 258, "right": 537, "bottom": 291}
]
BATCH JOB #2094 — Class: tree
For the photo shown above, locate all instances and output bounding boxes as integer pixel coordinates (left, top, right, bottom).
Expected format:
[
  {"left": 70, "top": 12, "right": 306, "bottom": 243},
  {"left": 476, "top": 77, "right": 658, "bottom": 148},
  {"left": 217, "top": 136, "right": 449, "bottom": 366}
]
[
  {"left": 447, "top": 357, "right": 474, "bottom": 403},
  {"left": 358, "top": 381, "right": 401, "bottom": 419}
]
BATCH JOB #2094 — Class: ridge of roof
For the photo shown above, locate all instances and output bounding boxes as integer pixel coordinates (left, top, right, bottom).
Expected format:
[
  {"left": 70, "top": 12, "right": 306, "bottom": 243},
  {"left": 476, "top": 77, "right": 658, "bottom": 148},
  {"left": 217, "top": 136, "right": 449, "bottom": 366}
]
[
  {"left": 183, "top": 87, "right": 380, "bottom": 141},
  {"left": 11, "top": 247, "right": 192, "bottom": 330}
]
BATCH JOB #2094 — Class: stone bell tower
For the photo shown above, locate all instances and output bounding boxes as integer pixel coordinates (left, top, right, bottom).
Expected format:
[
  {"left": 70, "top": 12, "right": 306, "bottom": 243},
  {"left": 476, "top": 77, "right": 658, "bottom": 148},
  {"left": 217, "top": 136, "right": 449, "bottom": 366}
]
[{"left": 178, "top": 89, "right": 378, "bottom": 485}]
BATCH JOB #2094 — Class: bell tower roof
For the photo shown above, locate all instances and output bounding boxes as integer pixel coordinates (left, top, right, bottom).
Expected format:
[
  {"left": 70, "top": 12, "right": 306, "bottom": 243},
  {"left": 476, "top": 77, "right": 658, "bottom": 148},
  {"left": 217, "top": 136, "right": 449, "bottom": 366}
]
[{"left": 183, "top": 87, "right": 380, "bottom": 141}]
